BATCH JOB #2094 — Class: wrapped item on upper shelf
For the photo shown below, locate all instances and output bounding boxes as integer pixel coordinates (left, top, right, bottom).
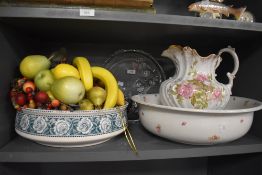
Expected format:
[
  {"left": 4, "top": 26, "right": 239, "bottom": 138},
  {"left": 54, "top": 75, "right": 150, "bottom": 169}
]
[{"left": 10, "top": 0, "right": 154, "bottom": 8}]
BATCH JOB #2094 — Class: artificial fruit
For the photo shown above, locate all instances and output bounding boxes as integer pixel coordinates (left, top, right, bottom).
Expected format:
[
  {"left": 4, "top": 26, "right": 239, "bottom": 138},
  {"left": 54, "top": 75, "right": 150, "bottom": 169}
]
[
  {"left": 51, "top": 76, "right": 85, "bottom": 104},
  {"left": 19, "top": 55, "right": 51, "bottom": 79},
  {"left": 91, "top": 66, "right": 118, "bottom": 109},
  {"left": 116, "top": 89, "right": 125, "bottom": 106},
  {"left": 51, "top": 99, "right": 60, "bottom": 108},
  {"left": 35, "top": 91, "right": 49, "bottom": 104},
  {"left": 51, "top": 63, "right": 80, "bottom": 79},
  {"left": 79, "top": 99, "right": 94, "bottom": 110},
  {"left": 28, "top": 100, "right": 36, "bottom": 109},
  {"left": 46, "top": 91, "right": 55, "bottom": 100},
  {"left": 73, "top": 57, "right": 93, "bottom": 91},
  {"left": 34, "top": 69, "right": 55, "bottom": 91},
  {"left": 27, "top": 93, "right": 33, "bottom": 101},
  {"left": 15, "top": 93, "right": 26, "bottom": 106},
  {"left": 22, "top": 81, "right": 36, "bottom": 93},
  {"left": 87, "top": 87, "right": 106, "bottom": 108},
  {"left": 60, "top": 104, "right": 68, "bottom": 110}
]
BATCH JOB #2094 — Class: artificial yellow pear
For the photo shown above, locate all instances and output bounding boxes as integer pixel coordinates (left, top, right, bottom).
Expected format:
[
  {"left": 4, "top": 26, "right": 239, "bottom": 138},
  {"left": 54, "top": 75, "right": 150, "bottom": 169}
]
[
  {"left": 19, "top": 55, "right": 50, "bottom": 79},
  {"left": 87, "top": 87, "right": 106, "bottom": 108}
]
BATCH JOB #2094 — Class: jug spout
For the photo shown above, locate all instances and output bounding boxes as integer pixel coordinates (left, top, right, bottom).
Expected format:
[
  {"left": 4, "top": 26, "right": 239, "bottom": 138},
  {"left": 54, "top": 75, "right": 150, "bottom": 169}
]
[{"left": 161, "top": 45, "right": 186, "bottom": 81}]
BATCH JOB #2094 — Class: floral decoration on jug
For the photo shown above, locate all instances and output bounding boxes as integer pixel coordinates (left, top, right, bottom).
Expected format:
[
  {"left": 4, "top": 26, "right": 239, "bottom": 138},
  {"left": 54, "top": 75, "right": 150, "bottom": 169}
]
[{"left": 159, "top": 45, "right": 239, "bottom": 110}]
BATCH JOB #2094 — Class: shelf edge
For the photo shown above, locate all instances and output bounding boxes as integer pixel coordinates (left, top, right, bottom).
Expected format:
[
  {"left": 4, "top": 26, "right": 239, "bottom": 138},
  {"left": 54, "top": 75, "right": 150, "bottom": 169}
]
[{"left": 0, "top": 6, "right": 262, "bottom": 32}]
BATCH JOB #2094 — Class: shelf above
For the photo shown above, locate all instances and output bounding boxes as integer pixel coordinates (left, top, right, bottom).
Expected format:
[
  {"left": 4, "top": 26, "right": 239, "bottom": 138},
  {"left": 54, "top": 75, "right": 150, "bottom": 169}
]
[
  {"left": 0, "top": 6, "right": 262, "bottom": 32},
  {"left": 1, "top": 121, "right": 262, "bottom": 162}
]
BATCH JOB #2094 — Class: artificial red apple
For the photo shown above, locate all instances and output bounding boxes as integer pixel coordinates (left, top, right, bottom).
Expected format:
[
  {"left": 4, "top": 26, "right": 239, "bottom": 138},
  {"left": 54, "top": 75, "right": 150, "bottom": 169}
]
[
  {"left": 34, "top": 69, "right": 55, "bottom": 91},
  {"left": 47, "top": 103, "right": 52, "bottom": 110},
  {"left": 34, "top": 91, "right": 49, "bottom": 104},
  {"left": 23, "top": 81, "right": 36, "bottom": 93},
  {"left": 25, "top": 87, "right": 33, "bottom": 93},
  {"left": 27, "top": 93, "right": 33, "bottom": 101},
  {"left": 15, "top": 93, "right": 27, "bottom": 106}
]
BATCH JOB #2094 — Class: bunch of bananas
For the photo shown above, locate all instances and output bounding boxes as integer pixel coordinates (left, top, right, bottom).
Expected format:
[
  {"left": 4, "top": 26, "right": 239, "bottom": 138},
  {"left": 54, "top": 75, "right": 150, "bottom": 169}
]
[{"left": 73, "top": 57, "right": 125, "bottom": 110}]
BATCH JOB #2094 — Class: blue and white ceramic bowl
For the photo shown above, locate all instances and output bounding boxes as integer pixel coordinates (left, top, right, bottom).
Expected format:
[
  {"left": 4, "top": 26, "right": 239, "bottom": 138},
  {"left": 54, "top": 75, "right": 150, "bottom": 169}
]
[{"left": 15, "top": 104, "right": 128, "bottom": 147}]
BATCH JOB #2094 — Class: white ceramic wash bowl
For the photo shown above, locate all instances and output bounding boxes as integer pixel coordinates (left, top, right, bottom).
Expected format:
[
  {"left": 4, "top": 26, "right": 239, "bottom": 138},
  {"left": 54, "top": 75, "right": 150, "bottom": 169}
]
[
  {"left": 132, "top": 94, "right": 262, "bottom": 145},
  {"left": 15, "top": 104, "right": 128, "bottom": 148}
]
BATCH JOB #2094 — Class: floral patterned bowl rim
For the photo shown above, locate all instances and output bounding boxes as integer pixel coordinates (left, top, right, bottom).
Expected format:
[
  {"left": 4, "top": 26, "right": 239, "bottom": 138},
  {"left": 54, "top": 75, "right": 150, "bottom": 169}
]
[
  {"left": 15, "top": 103, "right": 129, "bottom": 147},
  {"left": 132, "top": 94, "right": 262, "bottom": 114}
]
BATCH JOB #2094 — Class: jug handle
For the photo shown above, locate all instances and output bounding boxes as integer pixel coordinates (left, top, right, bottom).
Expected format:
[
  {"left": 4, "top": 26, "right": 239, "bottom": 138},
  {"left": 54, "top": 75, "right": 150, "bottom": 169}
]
[{"left": 217, "top": 46, "right": 239, "bottom": 91}]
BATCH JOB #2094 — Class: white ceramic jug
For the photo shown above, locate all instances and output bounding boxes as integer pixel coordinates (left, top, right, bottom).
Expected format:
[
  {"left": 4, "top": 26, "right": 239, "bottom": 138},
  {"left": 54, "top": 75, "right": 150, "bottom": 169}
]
[{"left": 159, "top": 45, "right": 239, "bottom": 109}]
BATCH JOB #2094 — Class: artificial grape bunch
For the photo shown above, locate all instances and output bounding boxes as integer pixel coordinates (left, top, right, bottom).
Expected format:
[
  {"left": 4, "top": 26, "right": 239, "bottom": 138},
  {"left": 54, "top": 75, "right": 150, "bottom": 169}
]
[{"left": 9, "top": 77, "right": 74, "bottom": 111}]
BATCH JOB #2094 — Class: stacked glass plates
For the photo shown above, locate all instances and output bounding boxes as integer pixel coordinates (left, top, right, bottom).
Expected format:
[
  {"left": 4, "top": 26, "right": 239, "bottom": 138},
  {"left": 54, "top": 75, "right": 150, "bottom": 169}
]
[{"left": 105, "top": 49, "right": 166, "bottom": 119}]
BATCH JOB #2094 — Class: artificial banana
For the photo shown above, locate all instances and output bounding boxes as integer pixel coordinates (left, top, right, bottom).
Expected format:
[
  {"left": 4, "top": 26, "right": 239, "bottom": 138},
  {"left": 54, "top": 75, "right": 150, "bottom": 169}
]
[
  {"left": 73, "top": 57, "right": 93, "bottom": 91},
  {"left": 116, "top": 88, "right": 125, "bottom": 106},
  {"left": 91, "top": 66, "right": 118, "bottom": 109}
]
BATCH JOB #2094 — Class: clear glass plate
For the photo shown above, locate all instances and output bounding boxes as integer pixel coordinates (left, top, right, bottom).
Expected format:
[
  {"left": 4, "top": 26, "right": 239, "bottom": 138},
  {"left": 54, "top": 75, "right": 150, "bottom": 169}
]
[{"left": 105, "top": 49, "right": 166, "bottom": 119}]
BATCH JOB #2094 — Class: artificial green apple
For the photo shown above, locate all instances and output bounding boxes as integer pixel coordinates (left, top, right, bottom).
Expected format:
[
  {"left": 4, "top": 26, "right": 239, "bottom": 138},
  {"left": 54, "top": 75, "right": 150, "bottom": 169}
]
[
  {"left": 34, "top": 70, "right": 55, "bottom": 91},
  {"left": 19, "top": 55, "right": 51, "bottom": 79},
  {"left": 51, "top": 76, "right": 85, "bottom": 104}
]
